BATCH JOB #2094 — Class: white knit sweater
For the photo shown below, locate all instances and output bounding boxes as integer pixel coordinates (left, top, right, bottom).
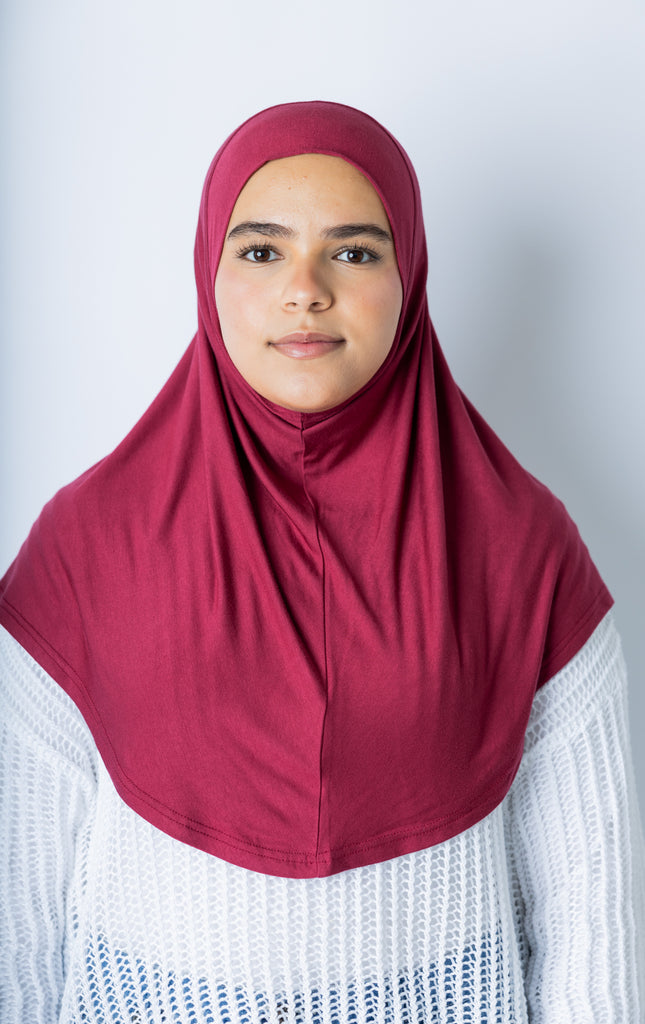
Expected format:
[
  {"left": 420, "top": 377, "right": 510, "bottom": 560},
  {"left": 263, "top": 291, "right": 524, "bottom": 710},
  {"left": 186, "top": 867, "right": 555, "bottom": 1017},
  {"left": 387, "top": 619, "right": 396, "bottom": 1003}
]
[{"left": 1, "top": 613, "right": 643, "bottom": 1023}]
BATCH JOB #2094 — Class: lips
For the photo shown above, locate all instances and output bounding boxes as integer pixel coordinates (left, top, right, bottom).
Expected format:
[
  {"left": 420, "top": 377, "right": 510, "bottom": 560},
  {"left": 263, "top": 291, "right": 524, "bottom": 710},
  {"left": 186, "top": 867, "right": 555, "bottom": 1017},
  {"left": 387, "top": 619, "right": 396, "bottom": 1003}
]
[{"left": 270, "top": 332, "right": 344, "bottom": 359}]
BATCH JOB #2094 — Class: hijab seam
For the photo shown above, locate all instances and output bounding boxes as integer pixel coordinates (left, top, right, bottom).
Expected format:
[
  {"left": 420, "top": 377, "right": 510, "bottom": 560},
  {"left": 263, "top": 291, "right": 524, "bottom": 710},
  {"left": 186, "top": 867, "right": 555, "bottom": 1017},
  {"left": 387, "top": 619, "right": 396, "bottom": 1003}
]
[{"left": 298, "top": 419, "right": 331, "bottom": 864}]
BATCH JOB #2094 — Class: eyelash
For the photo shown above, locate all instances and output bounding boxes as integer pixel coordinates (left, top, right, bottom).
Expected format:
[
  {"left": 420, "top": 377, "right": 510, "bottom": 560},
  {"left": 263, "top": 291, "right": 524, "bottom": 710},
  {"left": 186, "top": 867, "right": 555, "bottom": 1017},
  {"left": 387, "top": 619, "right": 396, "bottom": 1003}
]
[
  {"left": 233, "top": 242, "right": 383, "bottom": 263},
  {"left": 234, "top": 242, "right": 278, "bottom": 262},
  {"left": 337, "top": 244, "right": 382, "bottom": 264}
]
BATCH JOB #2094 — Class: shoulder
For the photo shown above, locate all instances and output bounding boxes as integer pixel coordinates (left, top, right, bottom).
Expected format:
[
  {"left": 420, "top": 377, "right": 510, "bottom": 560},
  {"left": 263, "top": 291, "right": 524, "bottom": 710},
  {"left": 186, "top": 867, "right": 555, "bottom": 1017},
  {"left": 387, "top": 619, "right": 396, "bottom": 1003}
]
[
  {"left": 525, "top": 610, "right": 624, "bottom": 753},
  {"left": 0, "top": 623, "right": 98, "bottom": 781}
]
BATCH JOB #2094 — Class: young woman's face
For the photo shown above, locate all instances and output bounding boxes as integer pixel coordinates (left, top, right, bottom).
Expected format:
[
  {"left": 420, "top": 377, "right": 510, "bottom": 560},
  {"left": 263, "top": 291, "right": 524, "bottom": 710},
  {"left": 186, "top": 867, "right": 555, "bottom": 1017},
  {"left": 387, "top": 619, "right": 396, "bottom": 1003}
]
[{"left": 215, "top": 154, "right": 403, "bottom": 412}]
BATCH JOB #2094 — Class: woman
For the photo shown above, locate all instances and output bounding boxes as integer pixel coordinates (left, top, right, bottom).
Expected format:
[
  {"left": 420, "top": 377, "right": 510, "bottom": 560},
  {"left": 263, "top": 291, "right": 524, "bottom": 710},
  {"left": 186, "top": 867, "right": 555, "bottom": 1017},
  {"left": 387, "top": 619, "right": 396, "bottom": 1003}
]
[{"left": 1, "top": 101, "right": 643, "bottom": 1022}]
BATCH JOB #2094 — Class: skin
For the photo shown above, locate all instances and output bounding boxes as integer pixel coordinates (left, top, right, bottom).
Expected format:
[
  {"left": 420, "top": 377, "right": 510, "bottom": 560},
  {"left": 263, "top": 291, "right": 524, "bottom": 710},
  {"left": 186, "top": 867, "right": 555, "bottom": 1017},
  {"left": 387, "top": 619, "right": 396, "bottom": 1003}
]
[{"left": 214, "top": 154, "right": 403, "bottom": 413}]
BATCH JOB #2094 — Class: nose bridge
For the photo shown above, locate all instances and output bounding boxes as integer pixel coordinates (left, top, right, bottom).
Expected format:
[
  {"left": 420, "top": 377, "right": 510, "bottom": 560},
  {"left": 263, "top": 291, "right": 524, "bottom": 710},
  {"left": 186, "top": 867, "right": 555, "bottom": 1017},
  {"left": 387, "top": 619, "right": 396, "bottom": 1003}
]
[{"left": 282, "top": 248, "right": 332, "bottom": 309}]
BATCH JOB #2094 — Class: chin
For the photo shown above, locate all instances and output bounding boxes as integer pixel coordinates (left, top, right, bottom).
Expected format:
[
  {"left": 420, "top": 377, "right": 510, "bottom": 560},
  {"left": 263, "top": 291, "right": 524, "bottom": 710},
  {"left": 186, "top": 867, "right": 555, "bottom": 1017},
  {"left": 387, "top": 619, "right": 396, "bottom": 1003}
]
[
  {"left": 267, "top": 381, "right": 349, "bottom": 414},
  {"left": 276, "top": 395, "right": 341, "bottom": 413}
]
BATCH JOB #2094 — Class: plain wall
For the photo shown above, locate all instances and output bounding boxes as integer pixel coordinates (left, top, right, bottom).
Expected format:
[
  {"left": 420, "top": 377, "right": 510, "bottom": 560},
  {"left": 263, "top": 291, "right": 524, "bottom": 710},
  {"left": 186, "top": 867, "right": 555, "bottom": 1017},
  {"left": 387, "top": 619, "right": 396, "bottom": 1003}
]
[{"left": 1, "top": 0, "right": 644, "bottom": 816}]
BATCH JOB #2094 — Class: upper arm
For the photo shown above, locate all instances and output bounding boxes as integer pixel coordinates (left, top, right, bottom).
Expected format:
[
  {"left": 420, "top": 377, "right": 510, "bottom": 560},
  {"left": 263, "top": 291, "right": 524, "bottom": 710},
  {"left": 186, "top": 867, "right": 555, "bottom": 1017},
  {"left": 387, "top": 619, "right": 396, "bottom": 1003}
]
[{"left": 503, "top": 612, "right": 645, "bottom": 1022}]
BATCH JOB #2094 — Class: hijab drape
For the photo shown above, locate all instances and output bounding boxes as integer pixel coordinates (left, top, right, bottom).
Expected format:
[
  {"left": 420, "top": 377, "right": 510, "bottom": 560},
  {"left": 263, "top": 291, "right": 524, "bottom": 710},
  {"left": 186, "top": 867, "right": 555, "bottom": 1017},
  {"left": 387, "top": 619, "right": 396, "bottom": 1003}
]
[{"left": 0, "top": 102, "right": 612, "bottom": 877}]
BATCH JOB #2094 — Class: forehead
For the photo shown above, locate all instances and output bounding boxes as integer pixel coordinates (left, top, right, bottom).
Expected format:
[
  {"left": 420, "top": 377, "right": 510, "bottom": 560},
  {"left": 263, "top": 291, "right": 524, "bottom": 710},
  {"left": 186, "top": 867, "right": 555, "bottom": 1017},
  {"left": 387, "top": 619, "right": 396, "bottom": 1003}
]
[{"left": 227, "top": 154, "right": 391, "bottom": 227}]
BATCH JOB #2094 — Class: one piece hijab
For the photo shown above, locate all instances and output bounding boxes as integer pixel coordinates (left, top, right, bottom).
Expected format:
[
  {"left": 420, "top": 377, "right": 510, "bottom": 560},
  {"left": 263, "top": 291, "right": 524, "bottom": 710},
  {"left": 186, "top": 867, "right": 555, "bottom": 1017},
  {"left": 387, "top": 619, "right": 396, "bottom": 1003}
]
[{"left": 0, "top": 102, "right": 612, "bottom": 878}]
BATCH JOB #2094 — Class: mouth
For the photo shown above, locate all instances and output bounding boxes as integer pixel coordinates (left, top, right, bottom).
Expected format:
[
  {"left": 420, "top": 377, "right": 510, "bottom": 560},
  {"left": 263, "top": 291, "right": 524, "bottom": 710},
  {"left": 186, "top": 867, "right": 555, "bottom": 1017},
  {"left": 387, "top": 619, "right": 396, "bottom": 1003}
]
[{"left": 269, "top": 332, "right": 344, "bottom": 360}]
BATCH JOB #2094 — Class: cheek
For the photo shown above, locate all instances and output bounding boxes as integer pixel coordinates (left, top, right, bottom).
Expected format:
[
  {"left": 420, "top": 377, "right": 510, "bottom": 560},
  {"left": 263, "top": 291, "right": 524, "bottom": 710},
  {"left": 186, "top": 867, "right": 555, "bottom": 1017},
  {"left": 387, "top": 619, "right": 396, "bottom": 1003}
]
[
  {"left": 215, "top": 269, "right": 263, "bottom": 350},
  {"left": 361, "top": 272, "right": 403, "bottom": 344}
]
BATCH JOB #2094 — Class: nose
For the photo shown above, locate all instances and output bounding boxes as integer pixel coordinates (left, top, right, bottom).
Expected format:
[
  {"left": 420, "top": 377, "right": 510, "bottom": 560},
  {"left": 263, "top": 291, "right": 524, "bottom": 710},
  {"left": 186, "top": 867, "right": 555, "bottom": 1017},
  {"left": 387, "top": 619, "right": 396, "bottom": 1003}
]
[{"left": 281, "top": 257, "right": 332, "bottom": 312}]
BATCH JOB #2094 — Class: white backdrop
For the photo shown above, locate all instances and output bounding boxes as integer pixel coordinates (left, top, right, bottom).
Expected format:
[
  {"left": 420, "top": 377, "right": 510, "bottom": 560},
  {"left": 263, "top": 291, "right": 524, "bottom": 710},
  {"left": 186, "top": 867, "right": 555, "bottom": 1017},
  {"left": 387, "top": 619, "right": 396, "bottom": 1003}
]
[{"left": 2, "top": 0, "right": 644, "bottom": 815}]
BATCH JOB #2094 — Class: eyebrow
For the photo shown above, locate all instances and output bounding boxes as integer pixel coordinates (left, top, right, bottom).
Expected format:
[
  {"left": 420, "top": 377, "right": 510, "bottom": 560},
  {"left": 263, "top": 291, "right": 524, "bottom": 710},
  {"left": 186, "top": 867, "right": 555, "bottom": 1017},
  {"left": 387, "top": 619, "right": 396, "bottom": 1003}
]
[
  {"left": 227, "top": 221, "right": 295, "bottom": 240},
  {"left": 226, "top": 220, "right": 392, "bottom": 243}
]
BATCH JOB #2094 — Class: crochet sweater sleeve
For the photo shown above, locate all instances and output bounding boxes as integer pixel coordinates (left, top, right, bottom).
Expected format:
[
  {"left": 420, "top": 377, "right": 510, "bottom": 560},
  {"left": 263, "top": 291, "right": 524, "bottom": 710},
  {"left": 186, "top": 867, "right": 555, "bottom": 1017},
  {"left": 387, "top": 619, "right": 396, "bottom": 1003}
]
[
  {"left": 0, "top": 624, "right": 99, "bottom": 1023},
  {"left": 503, "top": 612, "right": 645, "bottom": 1020}
]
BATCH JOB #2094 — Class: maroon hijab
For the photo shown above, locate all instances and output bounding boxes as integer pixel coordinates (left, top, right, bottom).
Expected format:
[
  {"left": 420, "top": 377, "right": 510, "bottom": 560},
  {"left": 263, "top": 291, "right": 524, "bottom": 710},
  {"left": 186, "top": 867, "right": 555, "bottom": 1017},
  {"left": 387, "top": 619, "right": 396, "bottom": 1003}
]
[{"left": 0, "top": 102, "right": 611, "bottom": 877}]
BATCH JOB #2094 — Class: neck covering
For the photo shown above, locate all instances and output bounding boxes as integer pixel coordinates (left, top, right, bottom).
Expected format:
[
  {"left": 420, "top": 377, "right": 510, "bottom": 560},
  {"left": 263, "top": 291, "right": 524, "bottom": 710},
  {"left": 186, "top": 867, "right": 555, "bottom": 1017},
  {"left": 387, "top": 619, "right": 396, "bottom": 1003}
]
[{"left": 0, "top": 102, "right": 611, "bottom": 878}]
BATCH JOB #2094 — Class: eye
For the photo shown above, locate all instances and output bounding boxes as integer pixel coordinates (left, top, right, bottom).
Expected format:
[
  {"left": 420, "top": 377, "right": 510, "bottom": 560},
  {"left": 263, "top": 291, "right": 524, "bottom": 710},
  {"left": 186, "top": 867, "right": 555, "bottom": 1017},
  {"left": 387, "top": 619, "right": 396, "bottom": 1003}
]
[
  {"left": 235, "top": 245, "right": 280, "bottom": 263},
  {"left": 335, "top": 246, "right": 381, "bottom": 264}
]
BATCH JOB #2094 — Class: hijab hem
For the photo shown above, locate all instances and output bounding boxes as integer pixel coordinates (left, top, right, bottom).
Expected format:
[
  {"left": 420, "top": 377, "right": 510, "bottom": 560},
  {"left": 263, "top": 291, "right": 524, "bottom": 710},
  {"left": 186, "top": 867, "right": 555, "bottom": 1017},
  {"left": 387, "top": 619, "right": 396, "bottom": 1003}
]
[{"left": 0, "top": 589, "right": 613, "bottom": 879}]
